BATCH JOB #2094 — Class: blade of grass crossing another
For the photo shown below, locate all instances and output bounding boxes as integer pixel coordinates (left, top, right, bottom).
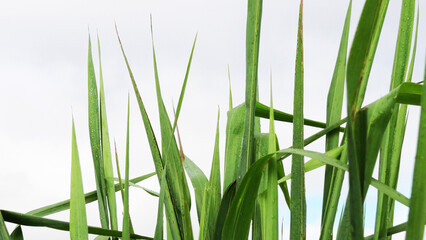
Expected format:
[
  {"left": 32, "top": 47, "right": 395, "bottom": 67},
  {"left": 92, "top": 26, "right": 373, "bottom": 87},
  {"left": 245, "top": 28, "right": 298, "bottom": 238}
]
[
  {"left": 122, "top": 96, "right": 131, "bottom": 240},
  {"left": 115, "top": 26, "right": 182, "bottom": 240},
  {"left": 406, "top": 59, "right": 426, "bottom": 240},
  {"left": 70, "top": 119, "right": 88, "bottom": 240},
  {"left": 150, "top": 21, "right": 193, "bottom": 239},
  {"left": 87, "top": 35, "right": 109, "bottom": 229},
  {"left": 375, "top": 0, "right": 415, "bottom": 237},
  {"left": 291, "top": 1, "right": 306, "bottom": 239},
  {"left": 237, "top": 0, "right": 263, "bottom": 186},
  {"left": 322, "top": 0, "right": 351, "bottom": 227},
  {"left": 97, "top": 36, "right": 118, "bottom": 232}
]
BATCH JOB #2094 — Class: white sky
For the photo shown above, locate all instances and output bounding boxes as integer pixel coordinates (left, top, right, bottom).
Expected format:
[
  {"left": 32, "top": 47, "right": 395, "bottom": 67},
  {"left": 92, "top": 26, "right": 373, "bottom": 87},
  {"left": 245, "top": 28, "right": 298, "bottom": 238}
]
[{"left": 0, "top": 0, "right": 424, "bottom": 239}]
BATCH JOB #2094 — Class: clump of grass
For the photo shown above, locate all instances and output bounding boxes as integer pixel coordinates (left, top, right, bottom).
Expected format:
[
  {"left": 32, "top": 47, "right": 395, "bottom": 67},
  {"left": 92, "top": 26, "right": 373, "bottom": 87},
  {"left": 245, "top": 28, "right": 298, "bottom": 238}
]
[{"left": 1, "top": 0, "right": 425, "bottom": 239}]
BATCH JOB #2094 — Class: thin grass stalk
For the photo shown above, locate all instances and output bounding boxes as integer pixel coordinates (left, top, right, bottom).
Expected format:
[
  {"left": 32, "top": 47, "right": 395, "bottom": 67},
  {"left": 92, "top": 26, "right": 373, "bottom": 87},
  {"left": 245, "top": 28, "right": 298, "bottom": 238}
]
[
  {"left": 122, "top": 96, "right": 131, "bottom": 240},
  {"left": 290, "top": 0, "right": 306, "bottom": 239},
  {"left": 322, "top": 1, "right": 351, "bottom": 232},
  {"left": 385, "top": 7, "right": 419, "bottom": 232},
  {"left": 237, "top": 0, "right": 263, "bottom": 186},
  {"left": 87, "top": 36, "right": 109, "bottom": 229},
  {"left": 264, "top": 76, "right": 278, "bottom": 239},
  {"left": 374, "top": 1, "right": 415, "bottom": 238},
  {"left": 97, "top": 36, "right": 118, "bottom": 232},
  {"left": 405, "top": 59, "right": 426, "bottom": 240}
]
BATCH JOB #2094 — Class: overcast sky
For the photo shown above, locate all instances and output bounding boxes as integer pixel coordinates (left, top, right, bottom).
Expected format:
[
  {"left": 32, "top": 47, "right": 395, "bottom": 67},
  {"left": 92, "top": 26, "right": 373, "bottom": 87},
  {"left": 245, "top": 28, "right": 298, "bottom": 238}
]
[{"left": 1, "top": 0, "right": 424, "bottom": 239}]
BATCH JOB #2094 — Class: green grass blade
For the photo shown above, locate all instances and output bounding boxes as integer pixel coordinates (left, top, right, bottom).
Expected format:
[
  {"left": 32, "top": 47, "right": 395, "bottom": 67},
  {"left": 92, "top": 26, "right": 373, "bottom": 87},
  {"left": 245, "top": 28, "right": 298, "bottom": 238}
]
[
  {"left": 115, "top": 26, "right": 182, "bottom": 239},
  {"left": 264, "top": 77, "right": 278, "bottom": 239},
  {"left": 122, "top": 96, "right": 131, "bottom": 240},
  {"left": 213, "top": 181, "right": 237, "bottom": 239},
  {"left": 154, "top": 166, "right": 167, "bottom": 240},
  {"left": 406, "top": 61, "right": 426, "bottom": 240},
  {"left": 9, "top": 226, "right": 22, "bottom": 240},
  {"left": 224, "top": 104, "right": 245, "bottom": 190},
  {"left": 343, "top": 0, "right": 390, "bottom": 237},
  {"left": 70, "top": 119, "right": 88, "bottom": 240},
  {"left": 0, "top": 210, "right": 153, "bottom": 240},
  {"left": 183, "top": 156, "right": 208, "bottom": 222},
  {"left": 87, "top": 35, "right": 109, "bottom": 229},
  {"left": 198, "top": 186, "right": 212, "bottom": 240},
  {"left": 0, "top": 211, "right": 10, "bottom": 240},
  {"left": 255, "top": 102, "right": 343, "bottom": 131},
  {"left": 237, "top": 0, "right": 263, "bottom": 186},
  {"left": 172, "top": 34, "right": 197, "bottom": 134},
  {"left": 290, "top": 1, "right": 306, "bottom": 238},
  {"left": 223, "top": 154, "right": 271, "bottom": 240},
  {"left": 207, "top": 109, "right": 221, "bottom": 238},
  {"left": 375, "top": 0, "right": 415, "bottom": 237},
  {"left": 97, "top": 35, "right": 118, "bottom": 232},
  {"left": 150, "top": 22, "right": 193, "bottom": 239},
  {"left": 322, "top": 0, "right": 351, "bottom": 227}
]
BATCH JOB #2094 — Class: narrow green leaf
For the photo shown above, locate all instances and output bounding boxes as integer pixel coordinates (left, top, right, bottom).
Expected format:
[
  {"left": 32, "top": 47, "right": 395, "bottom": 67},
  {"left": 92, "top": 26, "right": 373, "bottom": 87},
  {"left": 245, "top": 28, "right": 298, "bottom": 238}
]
[
  {"left": 150, "top": 21, "right": 193, "bottom": 239},
  {"left": 183, "top": 157, "right": 208, "bottom": 222},
  {"left": 263, "top": 76, "right": 278, "bottom": 239},
  {"left": 228, "top": 65, "right": 233, "bottom": 110},
  {"left": 70, "top": 119, "right": 88, "bottom": 240},
  {"left": 224, "top": 104, "right": 245, "bottom": 191},
  {"left": 213, "top": 181, "right": 237, "bottom": 239},
  {"left": 406, "top": 60, "right": 426, "bottom": 240},
  {"left": 0, "top": 210, "right": 153, "bottom": 240},
  {"left": 9, "top": 225, "right": 22, "bottom": 240},
  {"left": 207, "top": 109, "right": 221, "bottom": 238},
  {"left": 87, "top": 35, "right": 109, "bottom": 229},
  {"left": 122, "top": 96, "right": 131, "bottom": 240},
  {"left": 290, "top": 1, "right": 306, "bottom": 238},
  {"left": 97, "top": 35, "right": 118, "bottom": 232},
  {"left": 0, "top": 211, "right": 10, "bottom": 240},
  {"left": 154, "top": 166, "right": 167, "bottom": 240},
  {"left": 115, "top": 25, "right": 182, "bottom": 240},
  {"left": 199, "top": 186, "right": 212, "bottom": 240},
  {"left": 237, "top": 0, "right": 263, "bottom": 186},
  {"left": 322, "top": 0, "right": 351, "bottom": 228}
]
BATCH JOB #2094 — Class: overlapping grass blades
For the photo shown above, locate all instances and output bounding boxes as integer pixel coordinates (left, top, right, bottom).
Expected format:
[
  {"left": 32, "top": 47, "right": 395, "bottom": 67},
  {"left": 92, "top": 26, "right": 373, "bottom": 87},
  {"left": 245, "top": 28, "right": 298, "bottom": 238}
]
[
  {"left": 406, "top": 60, "right": 426, "bottom": 239},
  {"left": 97, "top": 36, "right": 118, "bottom": 232},
  {"left": 87, "top": 36, "right": 109, "bottom": 229},
  {"left": 375, "top": 0, "right": 415, "bottom": 238},
  {"left": 70, "top": 119, "right": 88, "bottom": 240},
  {"left": 321, "top": 2, "right": 351, "bottom": 237},
  {"left": 237, "top": 0, "right": 263, "bottom": 186}
]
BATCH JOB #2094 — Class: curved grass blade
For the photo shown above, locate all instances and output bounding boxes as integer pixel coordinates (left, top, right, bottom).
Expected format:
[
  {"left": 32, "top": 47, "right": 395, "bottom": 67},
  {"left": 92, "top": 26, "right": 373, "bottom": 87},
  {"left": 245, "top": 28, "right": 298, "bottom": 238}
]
[
  {"left": 183, "top": 156, "right": 208, "bottom": 222},
  {"left": 87, "top": 35, "right": 109, "bottom": 229},
  {"left": 122, "top": 96, "right": 131, "bottom": 240},
  {"left": 70, "top": 119, "right": 88, "bottom": 240},
  {"left": 406, "top": 60, "right": 426, "bottom": 240},
  {"left": 214, "top": 181, "right": 236, "bottom": 239},
  {"left": 97, "top": 35, "right": 118, "bottom": 232},
  {"left": 0, "top": 210, "right": 153, "bottom": 240},
  {"left": 291, "top": 1, "right": 306, "bottom": 238},
  {"left": 237, "top": 0, "right": 263, "bottom": 186},
  {"left": 322, "top": 1, "right": 351, "bottom": 228},
  {"left": 199, "top": 186, "right": 212, "bottom": 240},
  {"left": 9, "top": 225, "right": 22, "bottom": 240},
  {"left": 115, "top": 25, "right": 182, "bottom": 240}
]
